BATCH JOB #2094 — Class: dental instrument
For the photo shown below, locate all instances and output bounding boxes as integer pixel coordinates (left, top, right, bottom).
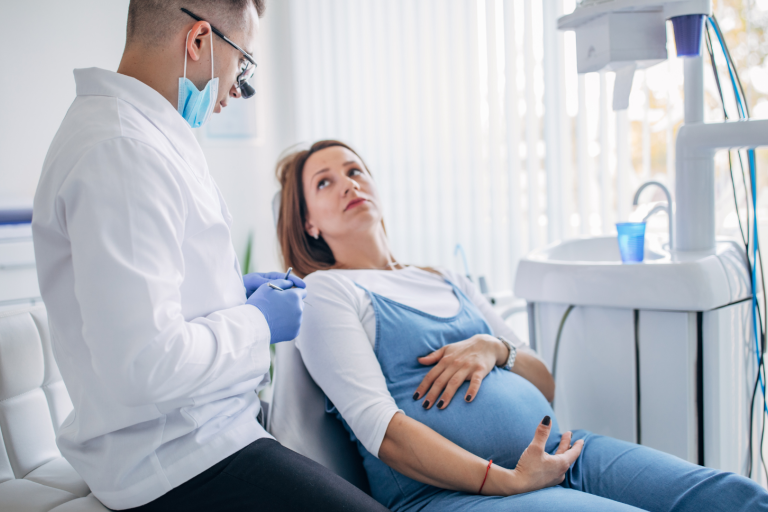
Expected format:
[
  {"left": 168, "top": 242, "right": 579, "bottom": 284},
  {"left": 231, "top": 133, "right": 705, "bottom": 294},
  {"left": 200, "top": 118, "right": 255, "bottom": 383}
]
[
  {"left": 285, "top": 267, "right": 293, "bottom": 280},
  {"left": 268, "top": 279, "right": 314, "bottom": 307}
]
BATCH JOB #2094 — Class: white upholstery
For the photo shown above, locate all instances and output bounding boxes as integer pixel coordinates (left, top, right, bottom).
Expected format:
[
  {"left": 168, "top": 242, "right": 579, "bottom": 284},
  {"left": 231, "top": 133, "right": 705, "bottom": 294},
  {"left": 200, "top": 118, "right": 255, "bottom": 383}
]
[
  {"left": 0, "top": 307, "right": 108, "bottom": 511},
  {"left": 268, "top": 340, "right": 371, "bottom": 494}
]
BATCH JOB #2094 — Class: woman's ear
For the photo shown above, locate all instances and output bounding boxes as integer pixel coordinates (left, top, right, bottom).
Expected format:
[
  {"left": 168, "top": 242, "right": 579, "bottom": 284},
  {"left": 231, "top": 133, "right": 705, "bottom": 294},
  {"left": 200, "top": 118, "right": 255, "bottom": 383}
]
[{"left": 304, "top": 219, "right": 320, "bottom": 240}]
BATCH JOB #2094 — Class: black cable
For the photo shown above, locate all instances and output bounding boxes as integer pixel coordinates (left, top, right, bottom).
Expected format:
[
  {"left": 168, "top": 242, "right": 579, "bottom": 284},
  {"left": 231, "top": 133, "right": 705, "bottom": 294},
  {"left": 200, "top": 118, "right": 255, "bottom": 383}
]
[
  {"left": 756, "top": 300, "right": 766, "bottom": 477},
  {"left": 739, "top": 151, "right": 752, "bottom": 249},
  {"left": 551, "top": 305, "right": 575, "bottom": 385},
  {"left": 709, "top": 23, "right": 758, "bottom": 474},
  {"left": 761, "top": 356, "right": 768, "bottom": 480},
  {"left": 731, "top": 154, "right": 750, "bottom": 248},
  {"left": 750, "top": 367, "right": 759, "bottom": 476},
  {"left": 706, "top": 26, "right": 751, "bottom": 249},
  {"left": 711, "top": 19, "right": 763, "bottom": 338},
  {"left": 757, "top": 251, "right": 768, "bottom": 480},
  {"left": 711, "top": 16, "right": 754, "bottom": 264},
  {"left": 759, "top": 247, "right": 767, "bottom": 354},
  {"left": 710, "top": 14, "right": 768, "bottom": 478},
  {"left": 705, "top": 27, "right": 725, "bottom": 117},
  {"left": 712, "top": 16, "right": 751, "bottom": 118},
  {"left": 721, "top": 14, "right": 768, "bottom": 474},
  {"left": 748, "top": 300, "right": 766, "bottom": 477}
]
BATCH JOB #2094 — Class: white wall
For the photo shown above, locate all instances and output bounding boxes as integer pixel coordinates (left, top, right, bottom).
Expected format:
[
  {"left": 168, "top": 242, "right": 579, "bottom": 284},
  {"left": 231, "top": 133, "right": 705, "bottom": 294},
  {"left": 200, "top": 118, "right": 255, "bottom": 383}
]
[
  {"left": 0, "top": 0, "right": 297, "bottom": 273},
  {"left": 200, "top": 0, "right": 298, "bottom": 273},
  {"left": 0, "top": 1, "right": 130, "bottom": 205}
]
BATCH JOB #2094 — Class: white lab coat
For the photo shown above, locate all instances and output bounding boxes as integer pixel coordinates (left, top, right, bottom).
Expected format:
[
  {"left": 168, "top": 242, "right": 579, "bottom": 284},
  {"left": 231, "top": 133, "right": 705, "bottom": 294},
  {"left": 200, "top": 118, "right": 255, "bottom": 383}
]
[{"left": 32, "top": 68, "right": 273, "bottom": 510}]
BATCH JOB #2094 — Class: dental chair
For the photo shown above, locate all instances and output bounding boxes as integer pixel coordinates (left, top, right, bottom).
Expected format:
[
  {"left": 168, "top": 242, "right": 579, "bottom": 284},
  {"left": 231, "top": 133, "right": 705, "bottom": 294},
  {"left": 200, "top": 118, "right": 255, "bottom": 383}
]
[
  {"left": 0, "top": 306, "right": 108, "bottom": 511},
  {"left": 267, "top": 340, "right": 371, "bottom": 494},
  {"left": 266, "top": 190, "right": 370, "bottom": 494}
]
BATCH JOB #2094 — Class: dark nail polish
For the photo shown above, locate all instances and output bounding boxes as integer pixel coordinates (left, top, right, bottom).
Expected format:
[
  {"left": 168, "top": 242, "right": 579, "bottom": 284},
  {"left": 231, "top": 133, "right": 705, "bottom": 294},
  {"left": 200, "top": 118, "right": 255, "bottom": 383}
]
[
  {"left": 422, "top": 400, "right": 430, "bottom": 409},
  {"left": 542, "top": 415, "right": 551, "bottom": 426},
  {"left": 465, "top": 394, "right": 472, "bottom": 402},
  {"left": 437, "top": 400, "right": 444, "bottom": 409},
  {"left": 413, "top": 392, "right": 420, "bottom": 400}
]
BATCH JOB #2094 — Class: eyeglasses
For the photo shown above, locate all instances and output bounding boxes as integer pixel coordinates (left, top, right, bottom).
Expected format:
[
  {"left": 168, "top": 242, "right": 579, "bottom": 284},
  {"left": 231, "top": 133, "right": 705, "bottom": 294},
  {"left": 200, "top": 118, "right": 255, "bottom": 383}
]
[{"left": 181, "top": 7, "right": 257, "bottom": 99}]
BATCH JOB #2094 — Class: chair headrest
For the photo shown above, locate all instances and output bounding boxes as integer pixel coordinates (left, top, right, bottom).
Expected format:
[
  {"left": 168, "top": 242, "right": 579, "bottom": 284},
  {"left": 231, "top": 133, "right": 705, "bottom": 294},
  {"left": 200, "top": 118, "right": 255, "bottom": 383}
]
[{"left": 272, "top": 191, "right": 281, "bottom": 228}]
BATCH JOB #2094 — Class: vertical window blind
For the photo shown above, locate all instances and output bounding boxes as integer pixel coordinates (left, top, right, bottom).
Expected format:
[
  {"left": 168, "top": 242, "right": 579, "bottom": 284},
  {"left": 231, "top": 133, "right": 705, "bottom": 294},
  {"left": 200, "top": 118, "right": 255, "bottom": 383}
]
[{"left": 283, "top": 0, "right": 753, "bottom": 293}]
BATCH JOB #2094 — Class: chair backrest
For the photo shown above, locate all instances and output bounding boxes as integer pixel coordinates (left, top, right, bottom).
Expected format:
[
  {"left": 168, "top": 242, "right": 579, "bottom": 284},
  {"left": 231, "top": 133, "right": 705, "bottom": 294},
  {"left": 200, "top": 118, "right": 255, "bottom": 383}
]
[
  {"left": 269, "top": 190, "right": 369, "bottom": 492},
  {"left": 0, "top": 306, "right": 107, "bottom": 511},
  {"left": 268, "top": 340, "right": 370, "bottom": 494},
  {"left": 0, "top": 306, "right": 72, "bottom": 481}
]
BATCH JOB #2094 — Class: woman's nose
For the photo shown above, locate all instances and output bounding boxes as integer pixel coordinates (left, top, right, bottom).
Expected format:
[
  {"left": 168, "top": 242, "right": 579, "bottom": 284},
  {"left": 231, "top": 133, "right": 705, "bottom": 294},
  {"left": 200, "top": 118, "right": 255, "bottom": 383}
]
[
  {"left": 230, "top": 83, "right": 241, "bottom": 99},
  {"left": 342, "top": 178, "right": 361, "bottom": 195}
]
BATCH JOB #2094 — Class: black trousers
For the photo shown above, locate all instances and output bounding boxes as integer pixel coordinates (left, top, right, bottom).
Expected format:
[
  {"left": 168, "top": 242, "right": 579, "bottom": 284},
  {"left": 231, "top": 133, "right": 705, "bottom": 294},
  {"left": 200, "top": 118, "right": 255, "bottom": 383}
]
[{"left": 118, "top": 438, "right": 390, "bottom": 512}]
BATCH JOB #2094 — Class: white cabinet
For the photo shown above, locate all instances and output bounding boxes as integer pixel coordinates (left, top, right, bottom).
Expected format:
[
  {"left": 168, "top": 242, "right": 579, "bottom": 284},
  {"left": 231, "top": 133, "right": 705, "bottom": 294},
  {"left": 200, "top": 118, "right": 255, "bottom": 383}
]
[
  {"left": 533, "top": 304, "right": 638, "bottom": 444},
  {"left": 528, "top": 299, "right": 761, "bottom": 483}
]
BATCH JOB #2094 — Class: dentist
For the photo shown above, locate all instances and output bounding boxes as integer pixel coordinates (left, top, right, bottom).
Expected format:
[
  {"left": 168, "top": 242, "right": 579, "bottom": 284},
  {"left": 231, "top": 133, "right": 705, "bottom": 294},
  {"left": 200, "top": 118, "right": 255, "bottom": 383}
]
[{"left": 32, "top": 1, "right": 388, "bottom": 511}]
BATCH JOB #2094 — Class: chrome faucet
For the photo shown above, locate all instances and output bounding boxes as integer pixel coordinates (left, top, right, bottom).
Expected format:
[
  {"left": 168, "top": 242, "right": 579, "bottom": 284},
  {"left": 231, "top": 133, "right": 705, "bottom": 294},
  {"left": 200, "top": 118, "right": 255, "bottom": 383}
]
[{"left": 633, "top": 181, "right": 673, "bottom": 250}]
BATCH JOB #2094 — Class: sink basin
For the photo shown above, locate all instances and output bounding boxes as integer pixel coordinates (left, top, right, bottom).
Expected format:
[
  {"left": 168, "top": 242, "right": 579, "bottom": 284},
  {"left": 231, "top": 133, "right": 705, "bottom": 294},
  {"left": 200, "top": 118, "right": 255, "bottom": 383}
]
[
  {"left": 514, "top": 236, "right": 749, "bottom": 311},
  {"left": 537, "top": 236, "right": 667, "bottom": 263}
]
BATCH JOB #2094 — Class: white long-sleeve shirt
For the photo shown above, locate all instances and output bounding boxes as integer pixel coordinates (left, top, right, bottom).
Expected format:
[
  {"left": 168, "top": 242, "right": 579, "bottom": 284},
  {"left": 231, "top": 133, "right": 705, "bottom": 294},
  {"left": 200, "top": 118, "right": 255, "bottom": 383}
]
[
  {"left": 32, "top": 68, "right": 273, "bottom": 510},
  {"left": 295, "top": 266, "right": 531, "bottom": 458}
]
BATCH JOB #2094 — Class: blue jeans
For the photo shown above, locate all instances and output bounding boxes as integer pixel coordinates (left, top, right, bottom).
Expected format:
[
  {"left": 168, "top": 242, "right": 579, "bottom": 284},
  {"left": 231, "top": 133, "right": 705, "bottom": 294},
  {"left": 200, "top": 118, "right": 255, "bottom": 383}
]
[{"left": 412, "top": 431, "right": 767, "bottom": 511}]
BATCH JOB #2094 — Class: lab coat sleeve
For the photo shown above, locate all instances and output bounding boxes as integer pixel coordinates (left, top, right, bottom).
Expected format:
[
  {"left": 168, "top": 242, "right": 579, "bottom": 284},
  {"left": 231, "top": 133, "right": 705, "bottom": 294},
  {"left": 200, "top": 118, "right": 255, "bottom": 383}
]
[
  {"left": 441, "top": 269, "right": 539, "bottom": 359},
  {"left": 295, "top": 272, "right": 401, "bottom": 458},
  {"left": 60, "top": 137, "right": 271, "bottom": 407}
]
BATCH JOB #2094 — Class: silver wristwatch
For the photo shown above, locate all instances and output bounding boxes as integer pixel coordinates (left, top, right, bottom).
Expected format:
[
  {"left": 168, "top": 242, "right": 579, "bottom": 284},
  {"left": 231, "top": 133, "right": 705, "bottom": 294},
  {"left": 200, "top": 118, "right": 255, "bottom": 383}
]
[{"left": 497, "top": 335, "right": 517, "bottom": 371}]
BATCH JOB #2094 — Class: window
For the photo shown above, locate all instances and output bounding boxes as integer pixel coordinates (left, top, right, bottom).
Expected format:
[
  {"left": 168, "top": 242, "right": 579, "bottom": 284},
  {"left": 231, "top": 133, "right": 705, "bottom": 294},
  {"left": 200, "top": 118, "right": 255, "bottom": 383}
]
[{"left": 282, "top": 0, "right": 768, "bottom": 292}]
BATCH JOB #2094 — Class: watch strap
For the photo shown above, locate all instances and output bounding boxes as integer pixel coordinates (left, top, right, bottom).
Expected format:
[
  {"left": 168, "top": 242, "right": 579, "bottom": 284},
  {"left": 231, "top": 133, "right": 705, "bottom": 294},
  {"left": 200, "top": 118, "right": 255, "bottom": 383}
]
[{"left": 497, "top": 335, "right": 517, "bottom": 371}]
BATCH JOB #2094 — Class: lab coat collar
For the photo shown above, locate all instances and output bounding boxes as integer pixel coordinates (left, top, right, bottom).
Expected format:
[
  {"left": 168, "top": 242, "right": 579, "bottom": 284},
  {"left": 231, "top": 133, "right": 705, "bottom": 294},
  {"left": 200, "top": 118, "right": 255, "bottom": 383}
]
[{"left": 74, "top": 67, "right": 209, "bottom": 180}]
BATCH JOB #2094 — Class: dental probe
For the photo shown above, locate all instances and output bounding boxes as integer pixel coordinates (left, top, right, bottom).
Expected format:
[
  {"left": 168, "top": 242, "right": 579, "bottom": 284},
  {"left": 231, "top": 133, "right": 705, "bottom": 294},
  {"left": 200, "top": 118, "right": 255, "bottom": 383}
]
[
  {"left": 285, "top": 267, "right": 293, "bottom": 280},
  {"left": 268, "top": 281, "right": 313, "bottom": 307}
]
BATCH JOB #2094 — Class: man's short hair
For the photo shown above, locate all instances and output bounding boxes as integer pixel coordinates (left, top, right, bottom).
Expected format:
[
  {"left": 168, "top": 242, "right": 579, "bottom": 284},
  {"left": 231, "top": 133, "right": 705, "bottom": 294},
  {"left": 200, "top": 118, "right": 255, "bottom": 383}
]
[{"left": 126, "top": 0, "right": 265, "bottom": 48}]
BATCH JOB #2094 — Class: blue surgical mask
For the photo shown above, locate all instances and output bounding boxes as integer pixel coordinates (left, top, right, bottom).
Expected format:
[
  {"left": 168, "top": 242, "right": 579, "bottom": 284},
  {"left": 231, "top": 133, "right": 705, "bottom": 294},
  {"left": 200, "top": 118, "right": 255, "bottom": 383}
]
[{"left": 178, "top": 30, "right": 219, "bottom": 128}]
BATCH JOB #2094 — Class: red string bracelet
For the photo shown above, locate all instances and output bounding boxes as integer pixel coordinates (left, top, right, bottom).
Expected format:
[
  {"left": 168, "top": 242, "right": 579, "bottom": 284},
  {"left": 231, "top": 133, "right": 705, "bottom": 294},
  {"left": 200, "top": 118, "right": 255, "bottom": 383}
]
[{"left": 478, "top": 459, "right": 493, "bottom": 494}]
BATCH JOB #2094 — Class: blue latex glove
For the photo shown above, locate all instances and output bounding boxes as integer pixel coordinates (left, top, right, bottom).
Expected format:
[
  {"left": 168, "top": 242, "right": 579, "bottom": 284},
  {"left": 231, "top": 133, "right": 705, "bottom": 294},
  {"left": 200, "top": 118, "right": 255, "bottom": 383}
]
[
  {"left": 246, "top": 279, "right": 308, "bottom": 343},
  {"left": 243, "top": 271, "right": 306, "bottom": 299}
]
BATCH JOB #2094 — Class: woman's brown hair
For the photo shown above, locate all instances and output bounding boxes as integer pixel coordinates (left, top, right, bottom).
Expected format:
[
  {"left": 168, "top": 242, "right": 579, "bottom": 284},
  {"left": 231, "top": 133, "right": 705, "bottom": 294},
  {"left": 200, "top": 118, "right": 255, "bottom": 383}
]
[{"left": 275, "top": 140, "right": 378, "bottom": 278}]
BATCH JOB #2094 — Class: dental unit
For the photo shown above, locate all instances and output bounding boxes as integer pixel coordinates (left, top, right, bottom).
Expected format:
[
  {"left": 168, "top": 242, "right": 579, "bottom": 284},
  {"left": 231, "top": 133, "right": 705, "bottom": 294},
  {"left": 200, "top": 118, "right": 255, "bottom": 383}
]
[{"left": 515, "top": 0, "right": 767, "bottom": 483}]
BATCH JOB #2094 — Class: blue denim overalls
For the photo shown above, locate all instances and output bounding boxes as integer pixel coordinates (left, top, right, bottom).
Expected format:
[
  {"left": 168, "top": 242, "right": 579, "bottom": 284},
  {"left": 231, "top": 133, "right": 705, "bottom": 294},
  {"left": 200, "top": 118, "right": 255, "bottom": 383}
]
[{"left": 328, "top": 279, "right": 768, "bottom": 512}]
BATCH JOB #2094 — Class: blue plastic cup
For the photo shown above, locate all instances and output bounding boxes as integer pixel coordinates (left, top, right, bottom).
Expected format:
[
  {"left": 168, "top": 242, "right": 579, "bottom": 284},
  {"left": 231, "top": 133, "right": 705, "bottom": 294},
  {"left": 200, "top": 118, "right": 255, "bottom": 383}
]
[
  {"left": 616, "top": 222, "right": 646, "bottom": 263},
  {"left": 670, "top": 14, "right": 706, "bottom": 57}
]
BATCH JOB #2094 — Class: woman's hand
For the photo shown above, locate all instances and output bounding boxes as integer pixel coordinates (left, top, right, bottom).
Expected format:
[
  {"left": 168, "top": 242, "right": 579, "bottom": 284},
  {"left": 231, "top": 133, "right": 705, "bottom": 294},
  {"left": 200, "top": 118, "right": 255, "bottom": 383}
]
[
  {"left": 413, "top": 334, "right": 508, "bottom": 409},
  {"left": 503, "top": 417, "right": 584, "bottom": 495}
]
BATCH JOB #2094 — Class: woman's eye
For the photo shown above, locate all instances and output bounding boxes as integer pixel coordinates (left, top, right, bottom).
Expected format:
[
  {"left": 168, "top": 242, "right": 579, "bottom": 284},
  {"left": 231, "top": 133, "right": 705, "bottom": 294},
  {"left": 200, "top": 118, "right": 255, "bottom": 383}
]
[
  {"left": 317, "top": 179, "right": 330, "bottom": 190},
  {"left": 349, "top": 168, "right": 362, "bottom": 177}
]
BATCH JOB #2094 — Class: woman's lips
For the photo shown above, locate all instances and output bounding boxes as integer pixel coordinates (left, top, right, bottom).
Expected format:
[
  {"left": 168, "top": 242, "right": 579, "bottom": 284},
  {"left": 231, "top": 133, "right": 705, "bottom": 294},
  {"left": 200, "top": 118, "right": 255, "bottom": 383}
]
[{"left": 345, "top": 198, "right": 367, "bottom": 211}]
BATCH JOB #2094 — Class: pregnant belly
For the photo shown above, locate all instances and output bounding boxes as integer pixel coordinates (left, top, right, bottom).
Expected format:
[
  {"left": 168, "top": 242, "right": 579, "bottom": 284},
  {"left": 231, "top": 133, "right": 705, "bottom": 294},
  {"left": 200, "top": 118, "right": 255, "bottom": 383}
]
[{"left": 390, "top": 368, "right": 558, "bottom": 468}]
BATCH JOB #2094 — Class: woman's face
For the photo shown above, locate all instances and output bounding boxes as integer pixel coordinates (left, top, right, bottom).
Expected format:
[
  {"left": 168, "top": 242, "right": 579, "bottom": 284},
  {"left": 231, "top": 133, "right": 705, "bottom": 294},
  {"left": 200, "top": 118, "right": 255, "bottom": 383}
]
[{"left": 302, "top": 146, "right": 382, "bottom": 240}]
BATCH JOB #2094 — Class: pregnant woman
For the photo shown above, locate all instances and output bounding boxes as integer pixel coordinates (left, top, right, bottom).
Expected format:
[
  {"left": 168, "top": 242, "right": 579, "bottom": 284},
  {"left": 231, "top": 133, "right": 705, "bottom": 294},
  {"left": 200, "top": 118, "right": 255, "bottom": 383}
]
[{"left": 275, "top": 139, "right": 767, "bottom": 511}]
